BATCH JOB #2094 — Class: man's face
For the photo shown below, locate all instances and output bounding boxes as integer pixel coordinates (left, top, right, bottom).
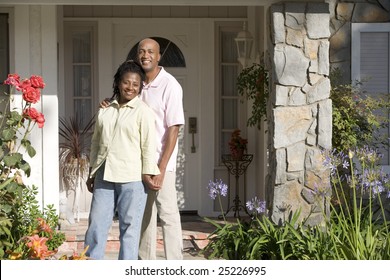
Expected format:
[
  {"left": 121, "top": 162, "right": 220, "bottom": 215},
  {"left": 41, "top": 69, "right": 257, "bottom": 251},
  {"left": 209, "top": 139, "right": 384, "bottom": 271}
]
[{"left": 137, "top": 39, "right": 161, "bottom": 73}]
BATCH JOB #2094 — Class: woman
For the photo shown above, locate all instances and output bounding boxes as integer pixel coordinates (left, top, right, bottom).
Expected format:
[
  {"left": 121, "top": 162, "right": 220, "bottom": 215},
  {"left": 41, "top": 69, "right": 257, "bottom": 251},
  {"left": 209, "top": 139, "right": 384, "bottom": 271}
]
[{"left": 84, "top": 60, "right": 159, "bottom": 260}]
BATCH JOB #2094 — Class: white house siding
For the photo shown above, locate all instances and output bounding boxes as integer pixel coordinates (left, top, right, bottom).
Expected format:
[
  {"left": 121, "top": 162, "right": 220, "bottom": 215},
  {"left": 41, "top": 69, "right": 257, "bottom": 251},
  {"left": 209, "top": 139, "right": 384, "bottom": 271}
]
[{"left": 9, "top": 5, "right": 60, "bottom": 212}]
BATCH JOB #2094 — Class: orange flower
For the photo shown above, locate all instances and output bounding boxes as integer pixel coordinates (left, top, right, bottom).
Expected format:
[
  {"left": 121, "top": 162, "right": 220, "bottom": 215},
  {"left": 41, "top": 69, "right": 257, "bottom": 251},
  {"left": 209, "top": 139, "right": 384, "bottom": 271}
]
[
  {"left": 37, "top": 218, "right": 53, "bottom": 236},
  {"left": 58, "top": 246, "right": 90, "bottom": 260},
  {"left": 26, "top": 234, "right": 54, "bottom": 260}
]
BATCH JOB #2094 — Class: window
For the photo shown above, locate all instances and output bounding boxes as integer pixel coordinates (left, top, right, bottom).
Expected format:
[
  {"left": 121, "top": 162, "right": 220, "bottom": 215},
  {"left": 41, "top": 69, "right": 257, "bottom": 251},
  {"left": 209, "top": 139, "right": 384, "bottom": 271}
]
[
  {"left": 352, "top": 23, "right": 390, "bottom": 166},
  {"left": 127, "top": 37, "right": 185, "bottom": 67},
  {"left": 216, "top": 22, "right": 244, "bottom": 164},
  {"left": 64, "top": 23, "right": 96, "bottom": 128}
]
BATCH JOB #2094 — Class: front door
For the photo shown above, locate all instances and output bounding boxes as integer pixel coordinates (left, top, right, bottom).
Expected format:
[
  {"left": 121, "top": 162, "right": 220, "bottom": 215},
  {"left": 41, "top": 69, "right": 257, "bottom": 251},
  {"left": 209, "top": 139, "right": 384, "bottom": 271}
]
[{"left": 113, "top": 19, "right": 201, "bottom": 212}]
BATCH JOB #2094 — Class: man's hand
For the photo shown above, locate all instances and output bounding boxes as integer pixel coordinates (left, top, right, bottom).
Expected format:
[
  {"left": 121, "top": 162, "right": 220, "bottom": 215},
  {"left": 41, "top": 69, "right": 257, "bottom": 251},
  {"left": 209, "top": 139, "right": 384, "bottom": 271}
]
[
  {"left": 100, "top": 98, "right": 112, "bottom": 108},
  {"left": 86, "top": 177, "right": 95, "bottom": 193},
  {"left": 151, "top": 172, "right": 165, "bottom": 190},
  {"left": 143, "top": 174, "right": 162, "bottom": 191}
]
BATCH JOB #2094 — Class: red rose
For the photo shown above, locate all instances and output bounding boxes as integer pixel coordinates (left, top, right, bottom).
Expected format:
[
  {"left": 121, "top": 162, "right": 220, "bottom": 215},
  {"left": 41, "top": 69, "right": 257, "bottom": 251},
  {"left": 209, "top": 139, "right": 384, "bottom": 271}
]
[
  {"left": 19, "top": 79, "right": 31, "bottom": 91},
  {"left": 3, "top": 73, "right": 20, "bottom": 87},
  {"left": 22, "top": 87, "right": 41, "bottom": 104},
  {"left": 29, "top": 75, "right": 45, "bottom": 89},
  {"left": 23, "top": 107, "right": 45, "bottom": 128},
  {"left": 36, "top": 112, "right": 45, "bottom": 128},
  {"left": 24, "top": 107, "right": 40, "bottom": 119}
]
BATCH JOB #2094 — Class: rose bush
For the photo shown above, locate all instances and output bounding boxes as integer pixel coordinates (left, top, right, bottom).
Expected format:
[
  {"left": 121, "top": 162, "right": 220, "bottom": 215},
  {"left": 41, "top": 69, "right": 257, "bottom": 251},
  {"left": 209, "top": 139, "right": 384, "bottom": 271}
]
[{"left": 0, "top": 73, "right": 64, "bottom": 260}]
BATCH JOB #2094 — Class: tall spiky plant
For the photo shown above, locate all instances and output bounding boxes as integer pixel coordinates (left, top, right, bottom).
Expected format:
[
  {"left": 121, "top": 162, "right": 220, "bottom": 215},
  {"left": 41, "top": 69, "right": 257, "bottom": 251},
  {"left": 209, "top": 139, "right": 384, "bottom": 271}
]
[{"left": 59, "top": 115, "right": 95, "bottom": 222}]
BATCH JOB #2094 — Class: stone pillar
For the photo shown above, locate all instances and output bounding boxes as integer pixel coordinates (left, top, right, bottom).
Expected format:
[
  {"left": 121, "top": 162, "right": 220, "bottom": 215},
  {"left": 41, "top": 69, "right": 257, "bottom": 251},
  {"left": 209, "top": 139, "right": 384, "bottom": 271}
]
[{"left": 268, "top": 2, "right": 332, "bottom": 226}]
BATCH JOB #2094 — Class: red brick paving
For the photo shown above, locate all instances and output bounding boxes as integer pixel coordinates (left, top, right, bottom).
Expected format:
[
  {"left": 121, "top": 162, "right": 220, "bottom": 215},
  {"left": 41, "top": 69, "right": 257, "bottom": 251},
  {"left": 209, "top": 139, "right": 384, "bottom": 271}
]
[{"left": 57, "top": 216, "right": 222, "bottom": 259}]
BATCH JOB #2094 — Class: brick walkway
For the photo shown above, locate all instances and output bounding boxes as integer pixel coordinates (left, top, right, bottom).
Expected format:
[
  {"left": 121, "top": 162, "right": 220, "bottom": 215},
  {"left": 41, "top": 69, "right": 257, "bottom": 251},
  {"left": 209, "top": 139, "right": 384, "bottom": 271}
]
[{"left": 56, "top": 215, "right": 221, "bottom": 260}]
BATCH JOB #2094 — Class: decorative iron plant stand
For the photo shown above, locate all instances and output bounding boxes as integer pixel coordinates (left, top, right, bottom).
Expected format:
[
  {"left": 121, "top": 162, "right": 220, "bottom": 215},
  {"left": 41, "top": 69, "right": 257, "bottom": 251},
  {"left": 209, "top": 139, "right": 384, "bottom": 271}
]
[{"left": 220, "top": 154, "right": 253, "bottom": 219}]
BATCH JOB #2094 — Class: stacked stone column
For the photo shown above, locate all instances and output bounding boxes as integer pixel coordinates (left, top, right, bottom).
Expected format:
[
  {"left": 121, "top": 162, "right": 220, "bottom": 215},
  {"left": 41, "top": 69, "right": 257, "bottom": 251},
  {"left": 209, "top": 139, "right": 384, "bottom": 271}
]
[{"left": 268, "top": 2, "right": 332, "bottom": 225}]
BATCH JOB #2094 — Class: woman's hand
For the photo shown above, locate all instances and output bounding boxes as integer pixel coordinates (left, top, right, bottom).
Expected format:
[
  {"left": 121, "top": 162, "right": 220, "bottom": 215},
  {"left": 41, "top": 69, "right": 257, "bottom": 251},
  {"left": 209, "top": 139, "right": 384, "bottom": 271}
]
[{"left": 86, "top": 177, "right": 95, "bottom": 193}]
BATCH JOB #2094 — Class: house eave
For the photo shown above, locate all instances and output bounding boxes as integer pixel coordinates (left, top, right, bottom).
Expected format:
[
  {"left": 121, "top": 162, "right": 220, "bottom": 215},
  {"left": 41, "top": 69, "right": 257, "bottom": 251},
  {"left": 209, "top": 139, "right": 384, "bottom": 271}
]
[{"left": 0, "top": 0, "right": 324, "bottom": 6}]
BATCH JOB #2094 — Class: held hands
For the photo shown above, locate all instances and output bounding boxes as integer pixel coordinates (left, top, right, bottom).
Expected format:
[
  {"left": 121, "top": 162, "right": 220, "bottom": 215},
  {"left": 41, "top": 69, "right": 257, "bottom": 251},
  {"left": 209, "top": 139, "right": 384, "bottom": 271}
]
[{"left": 143, "top": 173, "right": 165, "bottom": 191}]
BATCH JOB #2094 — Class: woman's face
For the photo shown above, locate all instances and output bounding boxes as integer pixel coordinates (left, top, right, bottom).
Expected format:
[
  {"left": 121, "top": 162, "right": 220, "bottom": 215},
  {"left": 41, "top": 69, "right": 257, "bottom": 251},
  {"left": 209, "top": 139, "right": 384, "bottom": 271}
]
[{"left": 118, "top": 71, "right": 142, "bottom": 104}]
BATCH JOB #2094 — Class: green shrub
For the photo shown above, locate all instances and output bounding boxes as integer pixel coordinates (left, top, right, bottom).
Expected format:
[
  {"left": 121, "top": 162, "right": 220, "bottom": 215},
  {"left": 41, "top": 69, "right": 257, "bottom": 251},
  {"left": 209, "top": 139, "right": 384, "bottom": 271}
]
[{"left": 330, "top": 68, "right": 390, "bottom": 153}]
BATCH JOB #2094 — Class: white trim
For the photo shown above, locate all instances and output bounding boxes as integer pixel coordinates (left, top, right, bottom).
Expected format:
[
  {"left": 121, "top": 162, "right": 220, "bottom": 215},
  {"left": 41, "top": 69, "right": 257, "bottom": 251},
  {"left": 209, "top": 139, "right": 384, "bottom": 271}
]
[{"left": 41, "top": 5, "right": 60, "bottom": 212}]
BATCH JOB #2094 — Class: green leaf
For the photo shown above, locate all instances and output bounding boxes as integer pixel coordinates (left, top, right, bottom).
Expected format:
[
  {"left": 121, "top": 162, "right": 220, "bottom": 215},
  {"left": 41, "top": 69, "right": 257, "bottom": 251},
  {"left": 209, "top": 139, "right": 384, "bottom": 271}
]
[
  {"left": 5, "top": 181, "right": 20, "bottom": 192},
  {"left": 1, "top": 128, "right": 15, "bottom": 141},
  {"left": 26, "top": 143, "right": 36, "bottom": 158},
  {"left": 19, "top": 160, "right": 31, "bottom": 176},
  {"left": 3, "top": 153, "right": 22, "bottom": 166}
]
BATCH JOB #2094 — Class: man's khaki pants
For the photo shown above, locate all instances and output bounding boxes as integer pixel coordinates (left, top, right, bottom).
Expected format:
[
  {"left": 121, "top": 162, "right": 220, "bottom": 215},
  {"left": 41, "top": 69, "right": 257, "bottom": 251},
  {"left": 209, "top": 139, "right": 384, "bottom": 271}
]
[{"left": 139, "top": 171, "right": 183, "bottom": 260}]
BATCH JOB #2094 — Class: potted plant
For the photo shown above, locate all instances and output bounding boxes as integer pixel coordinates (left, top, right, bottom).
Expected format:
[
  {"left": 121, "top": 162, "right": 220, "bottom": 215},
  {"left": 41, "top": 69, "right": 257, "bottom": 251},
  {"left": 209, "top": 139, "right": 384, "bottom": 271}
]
[
  {"left": 236, "top": 55, "right": 269, "bottom": 129},
  {"left": 59, "top": 115, "right": 95, "bottom": 223},
  {"left": 228, "top": 129, "right": 248, "bottom": 160}
]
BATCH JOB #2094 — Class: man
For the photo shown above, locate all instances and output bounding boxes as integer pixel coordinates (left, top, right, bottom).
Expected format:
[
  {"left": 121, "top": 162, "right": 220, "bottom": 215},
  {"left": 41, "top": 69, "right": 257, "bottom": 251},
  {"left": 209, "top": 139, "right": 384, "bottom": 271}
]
[{"left": 102, "top": 38, "right": 184, "bottom": 259}]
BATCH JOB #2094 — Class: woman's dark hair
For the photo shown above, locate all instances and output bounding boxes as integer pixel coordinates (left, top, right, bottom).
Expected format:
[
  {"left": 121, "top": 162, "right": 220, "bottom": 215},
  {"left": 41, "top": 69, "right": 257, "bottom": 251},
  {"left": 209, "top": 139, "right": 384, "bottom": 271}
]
[{"left": 111, "top": 60, "right": 146, "bottom": 100}]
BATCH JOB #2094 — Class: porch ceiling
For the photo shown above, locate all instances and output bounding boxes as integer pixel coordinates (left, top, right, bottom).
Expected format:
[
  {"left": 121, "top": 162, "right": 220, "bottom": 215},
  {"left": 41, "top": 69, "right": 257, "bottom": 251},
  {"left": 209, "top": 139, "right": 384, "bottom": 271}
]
[{"left": 1, "top": 0, "right": 283, "bottom": 6}]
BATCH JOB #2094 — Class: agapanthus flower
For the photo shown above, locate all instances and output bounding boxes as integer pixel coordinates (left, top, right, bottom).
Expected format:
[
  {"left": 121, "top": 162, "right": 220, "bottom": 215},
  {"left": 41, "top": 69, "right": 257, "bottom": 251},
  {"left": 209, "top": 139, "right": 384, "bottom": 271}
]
[
  {"left": 313, "top": 182, "right": 332, "bottom": 200},
  {"left": 356, "top": 168, "right": 388, "bottom": 197},
  {"left": 325, "top": 146, "right": 390, "bottom": 199},
  {"left": 322, "top": 149, "right": 349, "bottom": 175},
  {"left": 207, "top": 179, "right": 228, "bottom": 200},
  {"left": 355, "top": 146, "right": 383, "bottom": 165},
  {"left": 246, "top": 196, "right": 266, "bottom": 215}
]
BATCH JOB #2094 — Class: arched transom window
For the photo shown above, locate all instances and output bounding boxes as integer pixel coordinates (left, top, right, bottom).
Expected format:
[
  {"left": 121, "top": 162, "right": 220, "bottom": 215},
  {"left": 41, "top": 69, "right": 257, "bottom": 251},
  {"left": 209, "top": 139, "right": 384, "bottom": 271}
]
[{"left": 127, "top": 37, "right": 186, "bottom": 67}]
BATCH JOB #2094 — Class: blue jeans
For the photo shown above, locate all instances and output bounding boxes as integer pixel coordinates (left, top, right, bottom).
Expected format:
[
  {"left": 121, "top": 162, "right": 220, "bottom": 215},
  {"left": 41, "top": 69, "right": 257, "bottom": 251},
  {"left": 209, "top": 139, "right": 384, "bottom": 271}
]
[{"left": 85, "top": 166, "right": 147, "bottom": 260}]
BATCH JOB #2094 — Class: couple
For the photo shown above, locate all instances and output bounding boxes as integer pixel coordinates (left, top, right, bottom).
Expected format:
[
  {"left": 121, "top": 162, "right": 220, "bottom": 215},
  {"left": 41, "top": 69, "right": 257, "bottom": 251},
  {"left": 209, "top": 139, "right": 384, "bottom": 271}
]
[{"left": 84, "top": 38, "right": 185, "bottom": 260}]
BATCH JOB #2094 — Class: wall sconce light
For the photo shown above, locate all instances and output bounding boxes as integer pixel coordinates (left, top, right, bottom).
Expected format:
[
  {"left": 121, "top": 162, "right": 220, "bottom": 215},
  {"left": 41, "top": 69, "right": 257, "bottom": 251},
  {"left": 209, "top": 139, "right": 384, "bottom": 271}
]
[{"left": 234, "top": 21, "right": 253, "bottom": 68}]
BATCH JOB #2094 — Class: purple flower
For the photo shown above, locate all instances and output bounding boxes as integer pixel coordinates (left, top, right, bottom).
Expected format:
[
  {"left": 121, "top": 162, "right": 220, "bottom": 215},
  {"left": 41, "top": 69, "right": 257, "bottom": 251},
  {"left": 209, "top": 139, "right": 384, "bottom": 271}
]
[
  {"left": 356, "top": 146, "right": 383, "bottom": 165},
  {"left": 356, "top": 168, "right": 389, "bottom": 197},
  {"left": 313, "top": 182, "right": 331, "bottom": 199},
  {"left": 322, "top": 149, "right": 349, "bottom": 175},
  {"left": 246, "top": 196, "right": 266, "bottom": 215},
  {"left": 207, "top": 179, "right": 228, "bottom": 200}
]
